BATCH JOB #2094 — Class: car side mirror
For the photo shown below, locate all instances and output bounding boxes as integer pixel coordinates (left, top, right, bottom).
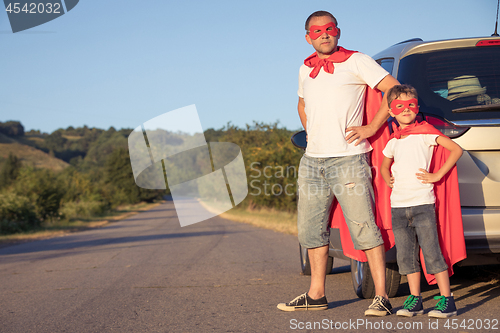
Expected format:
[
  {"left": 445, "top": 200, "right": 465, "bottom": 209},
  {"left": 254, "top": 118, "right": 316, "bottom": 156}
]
[{"left": 291, "top": 130, "right": 307, "bottom": 149}]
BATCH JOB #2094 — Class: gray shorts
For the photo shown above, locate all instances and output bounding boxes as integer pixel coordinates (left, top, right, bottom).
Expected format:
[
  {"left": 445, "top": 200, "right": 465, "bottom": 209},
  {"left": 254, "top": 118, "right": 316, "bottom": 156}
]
[
  {"left": 297, "top": 153, "right": 384, "bottom": 250},
  {"left": 391, "top": 204, "right": 448, "bottom": 275}
]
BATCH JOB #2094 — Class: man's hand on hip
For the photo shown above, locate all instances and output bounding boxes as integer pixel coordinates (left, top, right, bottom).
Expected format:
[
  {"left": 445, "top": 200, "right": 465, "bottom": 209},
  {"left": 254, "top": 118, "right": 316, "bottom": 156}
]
[{"left": 345, "top": 125, "right": 376, "bottom": 146}]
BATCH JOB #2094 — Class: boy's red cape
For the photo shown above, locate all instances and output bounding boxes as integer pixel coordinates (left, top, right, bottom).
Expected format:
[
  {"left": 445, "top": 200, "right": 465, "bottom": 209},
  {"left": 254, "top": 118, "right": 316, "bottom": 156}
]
[{"left": 305, "top": 48, "right": 466, "bottom": 284}]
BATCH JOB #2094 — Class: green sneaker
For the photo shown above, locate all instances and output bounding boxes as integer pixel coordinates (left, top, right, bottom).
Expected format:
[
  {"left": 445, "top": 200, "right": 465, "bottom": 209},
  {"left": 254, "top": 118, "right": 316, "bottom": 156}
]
[
  {"left": 397, "top": 295, "right": 424, "bottom": 317},
  {"left": 428, "top": 295, "right": 457, "bottom": 318}
]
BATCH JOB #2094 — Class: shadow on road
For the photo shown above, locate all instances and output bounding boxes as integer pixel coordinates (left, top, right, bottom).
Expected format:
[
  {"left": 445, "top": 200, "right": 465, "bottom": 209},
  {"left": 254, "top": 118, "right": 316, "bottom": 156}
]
[{"left": 0, "top": 229, "right": 241, "bottom": 256}]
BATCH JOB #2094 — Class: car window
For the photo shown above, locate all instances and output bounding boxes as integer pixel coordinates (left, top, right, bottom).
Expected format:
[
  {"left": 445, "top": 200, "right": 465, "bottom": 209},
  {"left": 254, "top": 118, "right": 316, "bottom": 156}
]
[
  {"left": 376, "top": 58, "right": 394, "bottom": 75},
  {"left": 397, "top": 47, "right": 500, "bottom": 121}
]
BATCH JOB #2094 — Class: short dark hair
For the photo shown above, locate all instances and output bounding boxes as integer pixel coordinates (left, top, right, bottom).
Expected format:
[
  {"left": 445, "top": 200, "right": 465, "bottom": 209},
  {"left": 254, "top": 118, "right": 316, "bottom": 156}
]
[
  {"left": 305, "top": 11, "right": 338, "bottom": 31},
  {"left": 387, "top": 84, "right": 418, "bottom": 107}
]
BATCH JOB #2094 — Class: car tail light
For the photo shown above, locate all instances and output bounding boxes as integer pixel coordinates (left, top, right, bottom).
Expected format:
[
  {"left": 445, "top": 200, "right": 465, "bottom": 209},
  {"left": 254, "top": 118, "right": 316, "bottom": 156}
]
[
  {"left": 424, "top": 115, "right": 470, "bottom": 138},
  {"left": 476, "top": 40, "right": 500, "bottom": 47}
]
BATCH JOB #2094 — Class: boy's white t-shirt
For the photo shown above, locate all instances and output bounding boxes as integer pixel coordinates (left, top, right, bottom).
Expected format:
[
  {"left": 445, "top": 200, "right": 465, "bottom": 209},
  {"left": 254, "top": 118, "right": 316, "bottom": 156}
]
[
  {"left": 298, "top": 52, "right": 388, "bottom": 157},
  {"left": 382, "top": 134, "right": 439, "bottom": 208}
]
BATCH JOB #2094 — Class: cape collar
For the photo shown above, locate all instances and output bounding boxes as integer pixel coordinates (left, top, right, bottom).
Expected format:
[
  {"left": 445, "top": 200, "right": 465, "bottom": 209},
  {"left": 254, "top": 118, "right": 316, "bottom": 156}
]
[
  {"left": 391, "top": 121, "right": 443, "bottom": 139},
  {"left": 304, "top": 47, "right": 357, "bottom": 78}
]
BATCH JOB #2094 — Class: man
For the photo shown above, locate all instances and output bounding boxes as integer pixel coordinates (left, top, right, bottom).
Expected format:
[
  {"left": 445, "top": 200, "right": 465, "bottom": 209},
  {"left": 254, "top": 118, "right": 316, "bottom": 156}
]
[{"left": 277, "top": 11, "right": 399, "bottom": 316}]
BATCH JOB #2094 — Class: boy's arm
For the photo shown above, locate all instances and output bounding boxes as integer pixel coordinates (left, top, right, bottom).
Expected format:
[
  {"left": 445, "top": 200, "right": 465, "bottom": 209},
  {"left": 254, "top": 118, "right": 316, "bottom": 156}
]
[
  {"left": 381, "top": 156, "right": 395, "bottom": 188},
  {"left": 416, "top": 136, "right": 463, "bottom": 184}
]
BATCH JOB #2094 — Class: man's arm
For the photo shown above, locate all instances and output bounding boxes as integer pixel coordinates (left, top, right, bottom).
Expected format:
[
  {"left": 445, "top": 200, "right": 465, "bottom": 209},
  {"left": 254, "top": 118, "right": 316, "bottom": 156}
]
[
  {"left": 345, "top": 74, "right": 400, "bottom": 145},
  {"left": 298, "top": 97, "right": 307, "bottom": 131},
  {"left": 416, "top": 136, "right": 463, "bottom": 184}
]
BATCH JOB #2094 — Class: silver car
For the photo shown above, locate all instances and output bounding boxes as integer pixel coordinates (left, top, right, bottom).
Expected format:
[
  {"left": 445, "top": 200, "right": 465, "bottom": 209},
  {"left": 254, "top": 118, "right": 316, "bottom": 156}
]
[{"left": 292, "top": 35, "right": 500, "bottom": 299}]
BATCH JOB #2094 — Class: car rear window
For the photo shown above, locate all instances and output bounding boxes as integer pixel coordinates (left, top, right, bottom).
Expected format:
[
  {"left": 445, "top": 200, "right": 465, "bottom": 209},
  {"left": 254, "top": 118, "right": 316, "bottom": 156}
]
[{"left": 397, "top": 46, "right": 500, "bottom": 122}]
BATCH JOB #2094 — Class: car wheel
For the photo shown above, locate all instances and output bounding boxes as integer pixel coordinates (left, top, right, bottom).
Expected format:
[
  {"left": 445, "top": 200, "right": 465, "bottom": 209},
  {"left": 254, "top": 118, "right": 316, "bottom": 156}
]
[
  {"left": 299, "top": 243, "right": 334, "bottom": 275},
  {"left": 350, "top": 259, "right": 401, "bottom": 299}
]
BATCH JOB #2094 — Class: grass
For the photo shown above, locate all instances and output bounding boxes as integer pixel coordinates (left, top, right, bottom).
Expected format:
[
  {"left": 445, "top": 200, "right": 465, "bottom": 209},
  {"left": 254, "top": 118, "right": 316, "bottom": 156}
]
[
  {"left": 220, "top": 206, "right": 298, "bottom": 236},
  {"left": 0, "top": 134, "right": 69, "bottom": 171},
  {"left": 0, "top": 200, "right": 164, "bottom": 247}
]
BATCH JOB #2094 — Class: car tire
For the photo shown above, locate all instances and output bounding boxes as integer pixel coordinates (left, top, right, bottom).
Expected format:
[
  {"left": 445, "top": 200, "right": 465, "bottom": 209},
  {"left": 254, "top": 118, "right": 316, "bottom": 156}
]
[
  {"left": 350, "top": 259, "right": 401, "bottom": 299},
  {"left": 300, "top": 243, "right": 334, "bottom": 275}
]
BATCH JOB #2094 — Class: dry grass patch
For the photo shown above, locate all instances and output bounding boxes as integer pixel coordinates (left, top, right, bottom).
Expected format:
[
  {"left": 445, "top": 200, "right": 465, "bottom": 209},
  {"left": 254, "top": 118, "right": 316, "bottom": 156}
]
[
  {"left": 220, "top": 207, "right": 298, "bottom": 235},
  {"left": 0, "top": 142, "right": 68, "bottom": 171}
]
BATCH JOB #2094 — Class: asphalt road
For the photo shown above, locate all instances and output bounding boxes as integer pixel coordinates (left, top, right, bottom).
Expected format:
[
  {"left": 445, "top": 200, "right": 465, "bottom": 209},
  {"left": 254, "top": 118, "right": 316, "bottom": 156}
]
[{"left": 1, "top": 200, "right": 499, "bottom": 333}]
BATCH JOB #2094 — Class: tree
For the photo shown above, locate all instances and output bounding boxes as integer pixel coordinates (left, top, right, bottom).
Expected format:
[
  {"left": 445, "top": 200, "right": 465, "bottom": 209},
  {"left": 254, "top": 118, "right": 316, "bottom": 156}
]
[
  {"left": 0, "top": 153, "right": 22, "bottom": 189},
  {"left": 104, "top": 148, "right": 162, "bottom": 205},
  {"left": 0, "top": 121, "right": 25, "bottom": 136}
]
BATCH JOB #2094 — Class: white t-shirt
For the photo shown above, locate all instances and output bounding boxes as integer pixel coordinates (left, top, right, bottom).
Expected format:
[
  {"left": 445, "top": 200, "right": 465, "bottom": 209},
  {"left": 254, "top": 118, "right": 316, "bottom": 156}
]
[
  {"left": 382, "top": 134, "right": 440, "bottom": 208},
  {"left": 298, "top": 52, "right": 388, "bottom": 157}
]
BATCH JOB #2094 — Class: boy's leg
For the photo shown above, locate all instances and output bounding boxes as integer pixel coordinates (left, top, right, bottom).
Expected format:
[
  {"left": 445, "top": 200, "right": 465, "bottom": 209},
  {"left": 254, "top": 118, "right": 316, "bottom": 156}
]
[
  {"left": 391, "top": 207, "right": 421, "bottom": 278},
  {"left": 407, "top": 272, "right": 421, "bottom": 296},
  {"left": 397, "top": 272, "right": 424, "bottom": 317},
  {"left": 434, "top": 270, "right": 451, "bottom": 297},
  {"left": 391, "top": 206, "right": 425, "bottom": 317},
  {"left": 412, "top": 205, "right": 448, "bottom": 279},
  {"left": 410, "top": 204, "right": 456, "bottom": 317}
]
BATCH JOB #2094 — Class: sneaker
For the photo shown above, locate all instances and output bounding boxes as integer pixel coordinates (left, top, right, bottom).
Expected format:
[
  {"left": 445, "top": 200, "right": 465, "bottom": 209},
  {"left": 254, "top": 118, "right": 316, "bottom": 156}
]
[
  {"left": 277, "top": 292, "right": 328, "bottom": 311},
  {"left": 364, "top": 295, "right": 392, "bottom": 316},
  {"left": 428, "top": 295, "right": 457, "bottom": 318},
  {"left": 397, "top": 295, "right": 424, "bottom": 317}
]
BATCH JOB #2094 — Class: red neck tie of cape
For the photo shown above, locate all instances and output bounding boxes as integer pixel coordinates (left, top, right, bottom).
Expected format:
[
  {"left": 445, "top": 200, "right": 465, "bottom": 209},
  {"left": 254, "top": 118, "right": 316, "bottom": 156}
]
[
  {"left": 391, "top": 121, "right": 443, "bottom": 139},
  {"left": 304, "top": 47, "right": 357, "bottom": 78}
]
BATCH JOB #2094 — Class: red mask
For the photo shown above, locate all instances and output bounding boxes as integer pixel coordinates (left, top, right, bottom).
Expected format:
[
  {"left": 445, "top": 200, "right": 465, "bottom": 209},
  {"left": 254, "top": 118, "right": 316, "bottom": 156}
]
[
  {"left": 390, "top": 98, "right": 419, "bottom": 115},
  {"left": 308, "top": 22, "right": 338, "bottom": 40}
]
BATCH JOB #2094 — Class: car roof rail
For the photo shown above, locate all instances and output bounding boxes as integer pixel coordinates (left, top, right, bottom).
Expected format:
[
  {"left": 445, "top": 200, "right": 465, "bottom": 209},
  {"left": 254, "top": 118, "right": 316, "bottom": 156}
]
[{"left": 394, "top": 38, "right": 423, "bottom": 45}]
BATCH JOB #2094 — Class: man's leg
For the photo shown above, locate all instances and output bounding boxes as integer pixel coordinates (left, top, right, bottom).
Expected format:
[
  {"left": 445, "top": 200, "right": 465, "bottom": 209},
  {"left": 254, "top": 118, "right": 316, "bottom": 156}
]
[
  {"left": 276, "top": 243, "right": 329, "bottom": 311},
  {"left": 364, "top": 244, "right": 388, "bottom": 300},
  {"left": 329, "top": 154, "right": 391, "bottom": 316},
  {"left": 307, "top": 245, "right": 329, "bottom": 299},
  {"left": 277, "top": 155, "right": 330, "bottom": 311},
  {"left": 364, "top": 244, "right": 392, "bottom": 316}
]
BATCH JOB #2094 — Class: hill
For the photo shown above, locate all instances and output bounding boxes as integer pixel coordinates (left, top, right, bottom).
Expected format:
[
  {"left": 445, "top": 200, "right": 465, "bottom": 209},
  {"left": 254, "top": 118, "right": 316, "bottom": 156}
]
[{"left": 0, "top": 133, "right": 69, "bottom": 171}]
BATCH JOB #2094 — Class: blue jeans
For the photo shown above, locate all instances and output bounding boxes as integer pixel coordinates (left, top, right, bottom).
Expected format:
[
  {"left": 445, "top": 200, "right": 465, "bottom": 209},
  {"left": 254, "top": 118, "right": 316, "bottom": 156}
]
[
  {"left": 297, "top": 153, "right": 384, "bottom": 250},
  {"left": 391, "top": 204, "right": 448, "bottom": 275}
]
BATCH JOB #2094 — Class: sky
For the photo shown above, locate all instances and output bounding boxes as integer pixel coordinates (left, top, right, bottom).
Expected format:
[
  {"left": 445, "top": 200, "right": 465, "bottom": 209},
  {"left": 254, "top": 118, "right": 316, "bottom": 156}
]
[{"left": 1, "top": 0, "right": 498, "bottom": 134}]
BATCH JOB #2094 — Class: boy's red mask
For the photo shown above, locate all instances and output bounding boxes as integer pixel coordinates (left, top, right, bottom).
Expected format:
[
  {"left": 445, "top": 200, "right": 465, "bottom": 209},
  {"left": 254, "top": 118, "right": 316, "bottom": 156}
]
[
  {"left": 308, "top": 22, "right": 338, "bottom": 40},
  {"left": 390, "top": 98, "right": 419, "bottom": 115}
]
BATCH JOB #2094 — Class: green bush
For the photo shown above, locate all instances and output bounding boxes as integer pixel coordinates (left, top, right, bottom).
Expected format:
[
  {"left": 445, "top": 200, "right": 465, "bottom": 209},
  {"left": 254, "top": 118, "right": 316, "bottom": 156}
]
[
  {"left": 220, "top": 122, "right": 303, "bottom": 212},
  {"left": 60, "top": 200, "right": 109, "bottom": 220},
  {"left": 0, "top": 191, "right": 40, "bottom": 234},
  {"left": 13, "top": 167, "right": 64, "bottom": 221}
]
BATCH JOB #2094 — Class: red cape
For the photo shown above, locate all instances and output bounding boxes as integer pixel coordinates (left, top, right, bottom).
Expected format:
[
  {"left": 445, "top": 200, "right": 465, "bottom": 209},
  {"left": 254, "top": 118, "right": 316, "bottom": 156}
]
[{"left": 329, "top": 88, "right": 395, "bottom": 262}]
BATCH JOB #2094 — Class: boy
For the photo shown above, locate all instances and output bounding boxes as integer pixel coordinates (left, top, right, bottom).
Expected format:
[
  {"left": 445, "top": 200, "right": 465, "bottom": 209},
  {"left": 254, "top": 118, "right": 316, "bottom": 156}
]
[{"left": 380, "top": 84, "right": 463, "bottom": 318}]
